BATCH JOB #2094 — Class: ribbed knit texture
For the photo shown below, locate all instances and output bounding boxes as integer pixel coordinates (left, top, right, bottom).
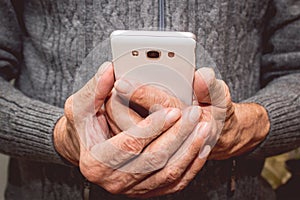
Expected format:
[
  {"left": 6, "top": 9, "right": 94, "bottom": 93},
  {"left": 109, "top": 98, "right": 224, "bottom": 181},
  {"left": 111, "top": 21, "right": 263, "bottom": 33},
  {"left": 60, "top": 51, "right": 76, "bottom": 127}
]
[
  {"left": 0, "top": 0, "right": 299, "bottom": 199},
  {"left": 244, "top": 0, "right": 300, "bottom": 158},
  {"left": 0, "top": 77, "right": 65, "bottom": 163},
  {"left": 244, "top": 73, "right": 300, "bottom": 158}
]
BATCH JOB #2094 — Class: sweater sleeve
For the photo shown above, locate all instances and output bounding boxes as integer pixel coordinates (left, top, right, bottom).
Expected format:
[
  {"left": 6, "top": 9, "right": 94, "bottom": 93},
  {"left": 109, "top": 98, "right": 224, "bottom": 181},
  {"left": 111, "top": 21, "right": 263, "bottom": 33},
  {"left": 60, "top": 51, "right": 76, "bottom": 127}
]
[
  {"left": 244, "top": 0, "right": 300, "bottom": 159},
  {"left": 0, "top": 0, "right": 69, "bottom": 165}
]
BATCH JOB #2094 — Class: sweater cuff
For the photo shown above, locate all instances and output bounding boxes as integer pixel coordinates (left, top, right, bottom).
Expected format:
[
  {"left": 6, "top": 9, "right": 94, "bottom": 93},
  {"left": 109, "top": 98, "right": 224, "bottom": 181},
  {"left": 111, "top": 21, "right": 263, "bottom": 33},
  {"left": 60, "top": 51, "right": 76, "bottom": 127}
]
[
  {"left": 15, "top": 101, "right": 68, "bottom": 164},
  {"left": 242, "top": 93, "right": 300, "bottom": 159},
  {"left": 0, "top": 77, "right": 73, "bottom": 166}
]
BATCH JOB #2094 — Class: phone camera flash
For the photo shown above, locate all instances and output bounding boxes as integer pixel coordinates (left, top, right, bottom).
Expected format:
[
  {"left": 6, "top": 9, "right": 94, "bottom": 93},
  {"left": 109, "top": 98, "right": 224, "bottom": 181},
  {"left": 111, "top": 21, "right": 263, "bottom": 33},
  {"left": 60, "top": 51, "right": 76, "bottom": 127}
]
[
  {"left": 168, "top": 52, "right": 175, "bottom": 58},
  {"left": 132, "top": 50, "right": 139, "bottom": 56}
]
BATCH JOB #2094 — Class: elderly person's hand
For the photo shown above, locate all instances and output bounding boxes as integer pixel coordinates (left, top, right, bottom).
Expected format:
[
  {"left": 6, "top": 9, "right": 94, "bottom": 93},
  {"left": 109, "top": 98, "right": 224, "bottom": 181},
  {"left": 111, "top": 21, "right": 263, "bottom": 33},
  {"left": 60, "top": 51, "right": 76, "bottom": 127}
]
[
  {"left": 53, "top": 62, "right": 205, "bottom": 195},
  {"left": 105, "top": 74, "right": 212, "bottom": 197},
  {"left": 108, "top": 67, "right": 270, "bottom": 159},
  {"left": 192, "top": 68, "right": 270, "bottom": 159},
  {"left": 106, "top": 91, "right": 210, "bottom": 197},
  {"left": 105, "top": 67, "right": 270, "bottom": 197}
]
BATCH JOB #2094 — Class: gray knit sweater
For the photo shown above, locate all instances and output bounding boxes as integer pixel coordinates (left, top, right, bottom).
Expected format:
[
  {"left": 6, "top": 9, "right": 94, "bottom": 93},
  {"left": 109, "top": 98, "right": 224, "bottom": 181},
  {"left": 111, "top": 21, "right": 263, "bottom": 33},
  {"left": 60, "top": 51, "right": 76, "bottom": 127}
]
[{"left": 0, "top": 0, "right": 299, "bottom": 199}]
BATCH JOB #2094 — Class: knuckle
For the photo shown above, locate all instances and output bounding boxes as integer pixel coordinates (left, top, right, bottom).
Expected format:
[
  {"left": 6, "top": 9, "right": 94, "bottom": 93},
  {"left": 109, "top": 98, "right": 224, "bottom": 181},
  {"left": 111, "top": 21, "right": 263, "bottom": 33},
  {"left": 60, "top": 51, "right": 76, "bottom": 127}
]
[
  {"left": 104, "top": 182, "right": 124, "bottom": 194},
  {"left": 165, "top": 167, "right": 182, "bottom": 183},
  {"left": 172, "top": 98, "right": 184, "bottom": 108},
  {"left": 161, "top": 95, "right": 181, "bottom": 108},
  {"left": 162, "top": 96, "right": 171, "bottom": 106},
  {"left": 133, "top": 86, "right": 147, "bottom": 103},
  {"left": 154, "top": 94, "right": 168, "bottom": 106},
  {"left": 144, "top": 152, "right": 168, "bottom": 171},
  {"left": 147, "top": 122, "right": 162, "bottom": 135},
  {"left": 171, "top": 125, "right": 181, "bottom": 137},
  {"left": 140, "top": 116, "right": 163, "bottom": 135},
  {"left": 120, "top": 135, "right": 144, "bottom": 154},
  {"left": 80, "top": 160, "right": 124, "bottom": 194},
  {"left": 79, "top": 155, "right": 102, "bottom": 184},
  {"left": 145, "top": 151, "right": 168, "bottom": 171},
  {"left": 80, "top": 166, "right": 98, "bottom": 183}
]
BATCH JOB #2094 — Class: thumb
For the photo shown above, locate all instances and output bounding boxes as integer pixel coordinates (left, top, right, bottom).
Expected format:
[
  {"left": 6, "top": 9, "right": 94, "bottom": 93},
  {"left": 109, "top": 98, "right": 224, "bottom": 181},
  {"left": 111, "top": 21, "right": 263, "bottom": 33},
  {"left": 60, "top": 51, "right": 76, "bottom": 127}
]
[
  {"left": 193, "top": 67, "right": 215, "bottom": 104},
  {"left": 194, "top": 67, "right": 225, "bottom": 106},
  {"left": 72, "top": 62, "right": 114, "bottom": 116}
]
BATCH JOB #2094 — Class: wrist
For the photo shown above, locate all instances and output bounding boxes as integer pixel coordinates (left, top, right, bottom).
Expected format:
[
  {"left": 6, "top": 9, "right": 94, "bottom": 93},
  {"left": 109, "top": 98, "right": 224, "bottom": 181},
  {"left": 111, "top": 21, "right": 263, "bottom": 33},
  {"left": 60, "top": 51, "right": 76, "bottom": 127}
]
[
  {"left": 54, "top": 116, "right": 80, "bottom": 166},
  {"left": 209, "top": 101, "right": 270, "bottom": 159},
  {"left": 234, "top": 102, "right": 270, "bottom": 143}
]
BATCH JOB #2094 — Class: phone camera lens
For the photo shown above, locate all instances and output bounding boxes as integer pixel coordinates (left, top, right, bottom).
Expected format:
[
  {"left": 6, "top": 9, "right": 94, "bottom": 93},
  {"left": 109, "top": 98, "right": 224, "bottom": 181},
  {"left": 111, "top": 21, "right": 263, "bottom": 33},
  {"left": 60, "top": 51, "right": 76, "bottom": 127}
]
[{"left": 147, "top": 50, "right": 160, "bottom": 59}]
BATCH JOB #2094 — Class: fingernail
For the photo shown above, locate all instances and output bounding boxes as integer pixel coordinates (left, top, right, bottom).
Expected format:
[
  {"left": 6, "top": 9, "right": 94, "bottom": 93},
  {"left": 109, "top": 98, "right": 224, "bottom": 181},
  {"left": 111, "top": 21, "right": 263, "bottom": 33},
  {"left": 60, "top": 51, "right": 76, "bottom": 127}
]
[
  {"left": 115, "top": 79, "right": 132, "bottom": 94},
  {"left": 201, "top": 68, "right": 215, "bottom": 80},
  {"left": 166, "top": 108, "right": 181, "bottom": 122},
  {"left": 189, "top": 106, "right": 201, "bottom": 123},
  {"left": 198, "top": 122, "right": 210, "bottom": 139},
  {"left": 198, "top": 145, "right": 211, "bottom": 159}
]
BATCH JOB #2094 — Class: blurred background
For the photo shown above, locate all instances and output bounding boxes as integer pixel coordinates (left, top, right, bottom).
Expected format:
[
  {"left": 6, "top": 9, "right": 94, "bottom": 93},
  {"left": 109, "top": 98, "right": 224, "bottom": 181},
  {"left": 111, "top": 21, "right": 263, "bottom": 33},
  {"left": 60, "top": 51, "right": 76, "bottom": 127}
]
[{"left": 262, "top": 147, "right": 300, "bottom": 199}]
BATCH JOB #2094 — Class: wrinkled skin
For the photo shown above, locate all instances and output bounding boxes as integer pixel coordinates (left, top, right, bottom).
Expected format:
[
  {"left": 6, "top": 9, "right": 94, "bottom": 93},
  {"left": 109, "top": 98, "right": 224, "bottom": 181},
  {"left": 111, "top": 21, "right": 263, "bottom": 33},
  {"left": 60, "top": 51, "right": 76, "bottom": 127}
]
[
  {"left": 105, "top": 67, "right": 270, "bottom": 197},
  {"left": 53, "top": 62, "right": 209, "bottom": 197},
  {"left": 54, "top": 61, "right": 269, "bottom": 198},
  {"left": 107, "top": 67, "right": 270, "bottom": 160}
]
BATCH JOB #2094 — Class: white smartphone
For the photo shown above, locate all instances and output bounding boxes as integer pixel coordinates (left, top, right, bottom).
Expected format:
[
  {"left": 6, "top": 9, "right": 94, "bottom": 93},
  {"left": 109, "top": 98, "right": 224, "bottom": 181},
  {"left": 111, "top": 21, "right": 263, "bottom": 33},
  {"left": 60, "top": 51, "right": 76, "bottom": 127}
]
[{"left": 110, "top": 30, "right": 196, "bottom": 105}]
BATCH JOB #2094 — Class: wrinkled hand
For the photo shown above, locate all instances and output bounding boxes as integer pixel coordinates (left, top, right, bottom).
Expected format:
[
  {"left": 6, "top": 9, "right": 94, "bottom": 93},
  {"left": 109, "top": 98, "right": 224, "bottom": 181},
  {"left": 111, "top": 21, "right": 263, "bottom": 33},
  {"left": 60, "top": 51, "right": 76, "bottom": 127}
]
[
  {"left": 107, "top": 67, "right": 270, "bottom": 161},
  {"left": 53, "top": 62, "right": 115, "bottom": 166},
  {"left": 53, "top": 62, "right": 206, "bottom": 195},
  {"left": 193, "top": 68, "right": 270, "bottom": 159},
  {"left": 105, "top": 67, "right": 270, "bottom": 197},
  {"left": 105, "top": 78, "right": 211, "bottom": 197}
]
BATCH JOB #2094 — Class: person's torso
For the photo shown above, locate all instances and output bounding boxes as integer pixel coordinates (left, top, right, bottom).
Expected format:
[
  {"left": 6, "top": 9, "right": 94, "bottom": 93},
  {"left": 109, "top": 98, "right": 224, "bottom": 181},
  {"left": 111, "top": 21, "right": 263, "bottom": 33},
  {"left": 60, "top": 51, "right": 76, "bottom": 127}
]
[
  {"left": 9, "top": 0, "right": 275, "bottom": 199},
  {"left": 16, "top": 0, "right": 270, "bottom": 107}
]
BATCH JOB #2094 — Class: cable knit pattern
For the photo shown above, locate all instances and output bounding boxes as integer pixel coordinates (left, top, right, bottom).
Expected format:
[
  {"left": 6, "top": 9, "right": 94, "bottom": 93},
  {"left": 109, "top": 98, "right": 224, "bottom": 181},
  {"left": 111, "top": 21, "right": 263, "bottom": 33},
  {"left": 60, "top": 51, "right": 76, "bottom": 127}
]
[{"left": 0, "top": 0, "right": 299, "bottom": 199}]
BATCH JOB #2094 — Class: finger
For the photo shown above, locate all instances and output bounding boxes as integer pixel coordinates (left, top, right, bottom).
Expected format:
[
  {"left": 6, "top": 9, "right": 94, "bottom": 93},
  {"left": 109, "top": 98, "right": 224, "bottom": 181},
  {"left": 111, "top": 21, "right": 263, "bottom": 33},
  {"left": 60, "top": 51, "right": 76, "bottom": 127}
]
[
  {"left": 156, "top": 145, "right": 210, "bottom": 196},
  {"left": 72, "top": 62, "right": 114, "bottom": 115},
  {"left": 106, "top": 115, "right": 122, "bottom": 136},
  {"left": 105, "top": 90, "right": 143, "bottom": 131},
  {"left": 193, "top": 67, "right": 214, "bottom": 104},
  {"left": 136, "top": 150, "right": 209, "bottom": 198},
  {"left": 119, "top": 106, "right": 201, "bottom": 187},
  {"left": 125, "top": 122, "right": 210, "bottom": 196},
  {"left": 114, "top": 79, "right": 186, "bottom": 111},
  {"left": 194, "top": 68, "right": 226, "bottom": 106},
  {"left": 89, "top": 108, "right": 181, "bottom": 169},
  {"left": 96, "top": 113, "right": 110, "bottom": 138}
]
